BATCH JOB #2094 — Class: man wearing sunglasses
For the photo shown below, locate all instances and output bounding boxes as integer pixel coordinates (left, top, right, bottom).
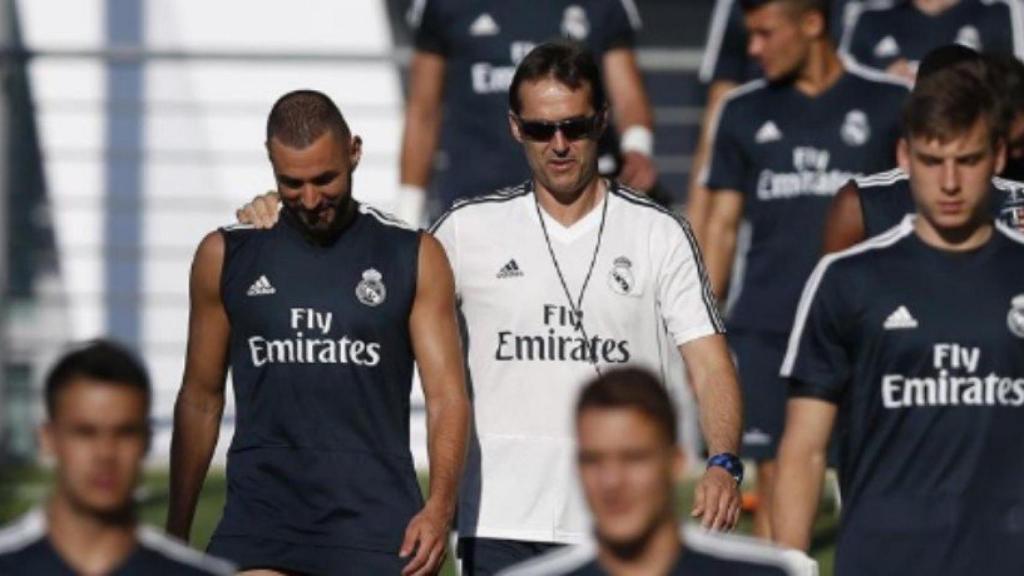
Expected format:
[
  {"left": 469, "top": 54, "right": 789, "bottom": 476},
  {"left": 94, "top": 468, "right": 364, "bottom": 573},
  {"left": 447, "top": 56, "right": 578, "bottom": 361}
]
[
  {"left": 234, "top": 42, "right": 742, "bottom": 576},
  {"left": 398, "top": 0, "right": 658, "bottom": 227},
  {"left": 429, "top": 41, "right": 742, "bottom": 575}
]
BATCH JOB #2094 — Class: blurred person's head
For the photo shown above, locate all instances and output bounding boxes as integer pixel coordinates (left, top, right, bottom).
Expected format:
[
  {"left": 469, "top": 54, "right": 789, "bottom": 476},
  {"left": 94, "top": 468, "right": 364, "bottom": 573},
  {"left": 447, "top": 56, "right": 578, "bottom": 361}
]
[
  {"left": 266, "top": 89, "right": 362, "bottom": 242},
  {"left": 508, "top": 41, "right": 608, "bottom": 203},
  {"left": 984, "top": 54, "right": 1024, "bottom": 180},
  {"left": 41, "top": 340, "right": 151, "bottom": 519},
  {"left": 739, "top": 0, "right": 830, "bottom": 81},
  {"left": 576, "top": 367, "right": 683, "bottom": 556},
  {"left": 899, "top": 60, "right": 1006, "bottom": 239}
]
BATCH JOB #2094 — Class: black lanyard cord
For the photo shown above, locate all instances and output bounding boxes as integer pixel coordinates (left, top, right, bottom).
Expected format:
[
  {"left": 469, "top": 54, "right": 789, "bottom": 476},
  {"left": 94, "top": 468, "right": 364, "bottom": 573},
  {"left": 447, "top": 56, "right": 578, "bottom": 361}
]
[{"left": 533, "top": 185, "right": 610, "bottom": 375}]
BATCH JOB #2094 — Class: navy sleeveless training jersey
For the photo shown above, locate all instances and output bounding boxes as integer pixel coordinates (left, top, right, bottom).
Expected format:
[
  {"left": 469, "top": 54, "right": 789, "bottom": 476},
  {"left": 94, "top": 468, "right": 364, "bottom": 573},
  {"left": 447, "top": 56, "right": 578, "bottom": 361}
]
[
  {"left": 699, "top": 0, "right": 859, "bottom": 84},
  {"left": 782, "top": 217, "right": 1024, "bottom": 574},
  {"left": 853, "top": 168, "right": 1024, "bottom": 237},
  {"left": 841, "top": 0, "right": 1024, "bottom": 75},
  {"left": 211, "top": 203, "right": 423, "bottom": 554},
  {"left": 703, "top": 69, "right": 907, "bottom": 333},
  {"left": 409, "top": 0, "right": 640, "bottom": 208},
  {"left": 0, "top": 510, "right": 234, "bottom": 575}
]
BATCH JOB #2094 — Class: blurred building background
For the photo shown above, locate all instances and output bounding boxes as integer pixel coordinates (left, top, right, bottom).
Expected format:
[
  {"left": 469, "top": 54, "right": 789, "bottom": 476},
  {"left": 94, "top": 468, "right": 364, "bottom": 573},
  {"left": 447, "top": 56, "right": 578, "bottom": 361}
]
[{"left": 0, "top": 0, "right": 716, "bottom": 468}]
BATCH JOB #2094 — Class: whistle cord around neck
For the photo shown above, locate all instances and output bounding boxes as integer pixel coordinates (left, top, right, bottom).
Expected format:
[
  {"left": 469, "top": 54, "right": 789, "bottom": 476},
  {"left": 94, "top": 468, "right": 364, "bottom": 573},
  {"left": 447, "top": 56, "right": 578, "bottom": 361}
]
[{"left": 533, "top": 188, "right": 610, "bottom": 375}]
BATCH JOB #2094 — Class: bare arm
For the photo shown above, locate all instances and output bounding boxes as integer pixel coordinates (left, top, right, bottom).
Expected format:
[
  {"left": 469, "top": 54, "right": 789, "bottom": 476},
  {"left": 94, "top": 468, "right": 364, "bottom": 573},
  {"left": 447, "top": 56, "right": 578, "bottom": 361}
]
[
  {"left": 603, "top": 48, "right": 658, "bottom": 192},
  {"left": 703, "top": 189, "right": 744, "bottom": 303},
  {"left": 687, "top": 80, "right": 737, "bottom": 246},
  {"left": 166, "top": 231, "right": 230, "bottom": 541},
  {"left": 822, "top": 181, "right": 865, "bottom": 254},
  {"left": 398, "top": 50, "right": 446, "bottom": 220},
  {"left": 679, "top": 334, "right": 743, "bottom": 531},
  {"left": 772, "top": 397, "right": 837, "bottom": 551},
  {"left": 400, "top": 233, "right": 469, "bottom": 576}
]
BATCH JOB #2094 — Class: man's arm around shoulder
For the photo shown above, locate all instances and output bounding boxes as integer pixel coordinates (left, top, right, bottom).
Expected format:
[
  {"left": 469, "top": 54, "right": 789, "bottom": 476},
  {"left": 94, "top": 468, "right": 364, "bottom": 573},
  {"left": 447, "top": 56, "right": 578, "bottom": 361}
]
[
  {"left": 400, "top": 233, "right": 470, "bottom": 576},
  {"left": 167, "top": 231, "right": 231, "bottom": 542}
]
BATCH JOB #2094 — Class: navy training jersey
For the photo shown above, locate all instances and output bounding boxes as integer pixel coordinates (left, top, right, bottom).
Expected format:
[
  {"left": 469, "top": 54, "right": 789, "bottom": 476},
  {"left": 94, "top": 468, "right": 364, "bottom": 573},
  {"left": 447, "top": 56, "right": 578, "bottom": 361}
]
[
  {"left": 852, "top": 168, "right": 1024, "bottom": 237},
  {"left": 699, "top": 0, "right": 860, "bottom": 84},
  {"left": 782, "top": 217, "right": 1024, "bottom": 575},
  {"left": 0, "top": 509, "right": 235, "bottom": 575},
  {"left": 703, "top": 69, "right": 908, "bottom": 333},
  {"left": 408, "top": 0, "right": 640, "bottom": 208},
  {"left": 841, "top": 0, "right": 1024, "bottom": 76},
  {"left": 212, "top": 203, "right": 424, "bottom": 553},
  {"left": 499, "top": 525, "right": 806, "bottom": 575}
]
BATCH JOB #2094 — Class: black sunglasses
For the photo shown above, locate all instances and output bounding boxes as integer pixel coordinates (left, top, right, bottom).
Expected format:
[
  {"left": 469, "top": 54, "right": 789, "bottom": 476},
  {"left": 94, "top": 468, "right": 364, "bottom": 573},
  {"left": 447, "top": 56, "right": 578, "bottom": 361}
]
[{"left": 514, "top": 114, "right": 603, "bottom": 142}]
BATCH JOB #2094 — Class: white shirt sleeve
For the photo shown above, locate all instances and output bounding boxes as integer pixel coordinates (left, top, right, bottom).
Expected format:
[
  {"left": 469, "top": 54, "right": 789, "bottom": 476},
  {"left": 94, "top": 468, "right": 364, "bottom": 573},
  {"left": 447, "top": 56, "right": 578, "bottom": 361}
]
[{"left": 654, "top": 215, "right": 724, "bottom": 346}]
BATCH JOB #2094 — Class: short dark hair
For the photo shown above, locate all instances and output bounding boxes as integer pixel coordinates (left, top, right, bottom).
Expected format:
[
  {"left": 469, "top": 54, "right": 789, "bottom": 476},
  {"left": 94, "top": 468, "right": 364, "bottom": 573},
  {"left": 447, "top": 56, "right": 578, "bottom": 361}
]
[
  {"left": 45, "top": 340, "right": 151, "bottom": 419},
  {"left": 904, "top": 57, "right": 1004, "bottom": 146},
  {"left": 917, "top": 44, "right": 983, "bottom": 81},
  {"left": 576, "top": 367, "right": 677, "bottom": 445},
  {"left": 984, "top": 53, "right": 1024, "bottom": 120},
  {"left": 266, "top": 89, "right": 351, "bottom": 148},
  {"left": 738, "top": 0, "right": 830, "bottom": 29},
  {"left": 508, "top": 41, "right": 607, "bottom": 116}
]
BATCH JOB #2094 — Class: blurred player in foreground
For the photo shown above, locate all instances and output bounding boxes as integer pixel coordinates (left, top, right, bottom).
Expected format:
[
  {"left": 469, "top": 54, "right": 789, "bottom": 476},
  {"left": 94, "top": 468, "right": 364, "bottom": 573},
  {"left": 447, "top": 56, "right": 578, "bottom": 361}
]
[
  {"left": 500, "top": 367, "right": 815, "bottom": 576},
  {"left": 774, "top": 56, "right": 1024, "bottom": 574},
  {"left": 0, "top": 340, "right": 234, "bottom": 575}
]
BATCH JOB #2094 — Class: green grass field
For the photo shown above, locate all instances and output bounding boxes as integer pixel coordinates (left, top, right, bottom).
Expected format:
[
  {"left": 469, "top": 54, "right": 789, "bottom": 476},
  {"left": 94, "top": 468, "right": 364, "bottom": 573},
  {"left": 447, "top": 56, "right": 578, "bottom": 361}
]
[{"left": 0, "top": 467, "right": 837, "bottom": 575}]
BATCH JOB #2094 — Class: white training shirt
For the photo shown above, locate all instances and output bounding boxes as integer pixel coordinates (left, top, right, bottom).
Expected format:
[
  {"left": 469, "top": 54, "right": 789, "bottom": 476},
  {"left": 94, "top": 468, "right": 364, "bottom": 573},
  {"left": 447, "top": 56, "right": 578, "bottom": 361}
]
[{"left": 430, "top": 180, "right": 723, "bottom": 543}]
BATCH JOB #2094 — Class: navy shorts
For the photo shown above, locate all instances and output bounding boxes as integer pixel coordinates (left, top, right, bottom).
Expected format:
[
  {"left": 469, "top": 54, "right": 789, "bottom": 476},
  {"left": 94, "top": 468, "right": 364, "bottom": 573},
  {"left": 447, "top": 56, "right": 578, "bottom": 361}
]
[
  {"left": 458, "top": 537, "right": 562, "bottom": 576},
  {"left": 729, "top": 329, "right": 789, "bottom": 462},
  {"left": 208, "top": 535, "right": 405, "bottom": 575}
]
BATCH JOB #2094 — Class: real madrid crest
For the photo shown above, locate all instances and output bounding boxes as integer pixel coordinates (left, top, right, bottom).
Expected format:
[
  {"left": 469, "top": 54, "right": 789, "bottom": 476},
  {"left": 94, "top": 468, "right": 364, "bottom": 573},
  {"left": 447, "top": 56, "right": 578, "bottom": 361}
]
[
  {"left": 608, "top": 256, "right": 634, "bottom": 295},
  {"left": 841, "top": 110, "right": 870, "bottom": 147},
  {"left": 561, "top": 5, "right": 590, "bottom": 41},
  {"left": 356, "top": 268, "right": 387, "bottom": 307},
  {"left": 1008, "top": 294, "right": 1024, "bottom": 338}
]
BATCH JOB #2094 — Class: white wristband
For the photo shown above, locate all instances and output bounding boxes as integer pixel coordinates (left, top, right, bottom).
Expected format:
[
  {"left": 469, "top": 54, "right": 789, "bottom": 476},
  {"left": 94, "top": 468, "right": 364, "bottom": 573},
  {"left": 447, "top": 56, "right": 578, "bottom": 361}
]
[
  {"left": 394, "top": 184, "right": 427, "bottom": 229},
  {"left": 620, "top": 125, "right": 654, "bottom": 156}
]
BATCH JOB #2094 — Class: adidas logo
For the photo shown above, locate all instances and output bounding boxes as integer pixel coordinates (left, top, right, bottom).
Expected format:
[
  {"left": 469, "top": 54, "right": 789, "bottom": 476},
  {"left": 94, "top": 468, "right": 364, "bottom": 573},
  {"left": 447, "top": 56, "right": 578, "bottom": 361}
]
[
  {"left": 469, "top": 13, "right": 499, "bottom": 36},
  {"left": 496, "top": 259, "right": 524, "bottom": 279},
  {"left": 754, "top": 121, "right": 782, "bottom": 144},
  {"left": 873, "top": 35, "right": 900, "bottom": 58},
  {"left": 247, "top": 275, "right": 276, "bottom": 296},
  {"left": 883, "top": 305, "right": 918, "bottom": 330}
]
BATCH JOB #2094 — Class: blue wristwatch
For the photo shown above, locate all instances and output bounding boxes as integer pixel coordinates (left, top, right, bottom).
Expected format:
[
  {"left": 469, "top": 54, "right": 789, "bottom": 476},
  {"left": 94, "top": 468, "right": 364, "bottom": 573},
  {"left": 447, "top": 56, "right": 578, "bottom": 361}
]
[{"left": 707, "top": 452, "right": 744, "bottom": 485}]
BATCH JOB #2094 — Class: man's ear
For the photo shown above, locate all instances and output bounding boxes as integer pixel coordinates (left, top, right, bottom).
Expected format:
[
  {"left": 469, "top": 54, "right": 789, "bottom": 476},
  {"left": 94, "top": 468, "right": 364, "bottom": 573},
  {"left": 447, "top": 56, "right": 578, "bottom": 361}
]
[
  {"left": 994, "top": 138, "right": 1007, "bottom": 175},
  {"left": 800, "top": 9, "right": 826, "bottom": 40},
  {"left": 38, "top": 422, "right": 54, "bottom": 459},
  {"left": 509, "top": 112, "right": 525, "bottom": 144},
  {"left": 897, "top": 137, "right": 910, "bottom": 172},
  {"left": 671, "top": 446, "right": 686, "bottom": 485},
  {"left": 349, "top": 135, "right": 363, "bottom": 170},
  {"left": 596, "top": 107, "right": 610, "bottom": 138}
]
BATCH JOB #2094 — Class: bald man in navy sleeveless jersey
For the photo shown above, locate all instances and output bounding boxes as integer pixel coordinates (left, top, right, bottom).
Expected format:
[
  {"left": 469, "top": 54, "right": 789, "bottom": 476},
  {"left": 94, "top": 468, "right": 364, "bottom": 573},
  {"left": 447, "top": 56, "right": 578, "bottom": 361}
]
[{"left": 167, "top": 90, "right": 470, "bottom": 576}]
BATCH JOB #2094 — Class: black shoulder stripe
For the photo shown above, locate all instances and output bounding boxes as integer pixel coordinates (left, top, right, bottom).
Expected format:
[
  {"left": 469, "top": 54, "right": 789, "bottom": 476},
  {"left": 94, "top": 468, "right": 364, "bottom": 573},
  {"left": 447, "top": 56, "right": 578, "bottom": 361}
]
[
  {"left": 609, "top": 185, "right": 725, "bottom": 333},
  {"left": 428, "top": 182, "right": 531, "bottom": 233}
]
